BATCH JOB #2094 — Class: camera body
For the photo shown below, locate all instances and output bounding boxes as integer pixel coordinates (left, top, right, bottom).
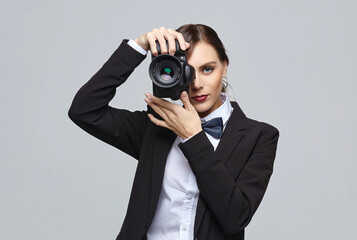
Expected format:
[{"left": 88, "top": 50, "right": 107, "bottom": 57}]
[{"left": 149, "top": 40, "right": 195, "bottom": 100}]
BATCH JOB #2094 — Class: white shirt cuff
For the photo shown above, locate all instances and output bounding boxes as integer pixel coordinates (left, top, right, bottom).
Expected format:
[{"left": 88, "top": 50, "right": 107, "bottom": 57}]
[{"left": 127, "top": 39, "right": 148, "bottom": 55}]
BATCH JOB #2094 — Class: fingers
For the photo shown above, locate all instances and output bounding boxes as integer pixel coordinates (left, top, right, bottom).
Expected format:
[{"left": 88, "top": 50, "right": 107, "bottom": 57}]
[
  {"left": 155, "top": 28, "right": 168, "bottom": 54},
  {"left": 145, "top": 93, "right": 176, "bottom": 111},
  {"left": 146, "top": 32, "right": 159, "bottom": 55},
  {"left": 145, "top": 27, "right": 190, "bottom": 56},
  {"left": 147, "top": 113, "right": 171, "bottom": 129},
  {"left": 146, "top": 28, "right": 168, "bottom": 56},
  {"left": 144, "top": 96, "right": 169, "bottom": 121},
  {"left": 167, "top": 28, "right": 190, "bottom": 51},
  {"left": 180, "top": 91, "right": 192, "bottom": 111},
  {"left": 165, "top": 33, "right": 176, "bottom": 56},
  {"left": 145, "top": 93, "right": 183, "bottom": 128}
]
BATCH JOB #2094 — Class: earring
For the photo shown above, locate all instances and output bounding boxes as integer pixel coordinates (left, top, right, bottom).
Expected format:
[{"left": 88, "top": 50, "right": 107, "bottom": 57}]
[{"left": 221, "top": 76, "right": 228, "bottom": 92}]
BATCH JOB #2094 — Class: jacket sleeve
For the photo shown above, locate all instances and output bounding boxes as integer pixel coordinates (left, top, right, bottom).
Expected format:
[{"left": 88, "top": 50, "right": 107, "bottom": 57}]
[
  {"left": 68, "top": 39, "right": 149, "bottom": 160},
  {"left": 178, "top": 124, "right": 279, "bottom": 235}
]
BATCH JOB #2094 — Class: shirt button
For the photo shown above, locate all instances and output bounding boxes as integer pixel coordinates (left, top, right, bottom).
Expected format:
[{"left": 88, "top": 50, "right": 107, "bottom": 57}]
[
  {"left": 182, "top": 225, "right": 187, "bottom": 231},
  {"left": 187, "top": 194, "right": 193, "bottom": 200}
]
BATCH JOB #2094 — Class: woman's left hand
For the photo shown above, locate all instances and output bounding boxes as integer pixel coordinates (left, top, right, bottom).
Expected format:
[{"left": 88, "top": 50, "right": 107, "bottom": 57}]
[{"left": 144, "top": 91, "right": 202, "bottom": 140}]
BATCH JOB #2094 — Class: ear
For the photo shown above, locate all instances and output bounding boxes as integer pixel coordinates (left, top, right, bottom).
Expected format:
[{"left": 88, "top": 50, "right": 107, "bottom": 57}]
[{"left": 222, "top": 61, "right": 228, "bottom": 78}]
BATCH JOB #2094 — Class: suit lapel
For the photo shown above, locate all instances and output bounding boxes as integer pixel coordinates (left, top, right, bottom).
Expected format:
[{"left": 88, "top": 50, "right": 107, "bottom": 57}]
[
  {"left": 194, "top": 101, "right": 247, "bottom": 236},
  {"left": 216, "top": 102, "right": 247, "bottom": 166}
]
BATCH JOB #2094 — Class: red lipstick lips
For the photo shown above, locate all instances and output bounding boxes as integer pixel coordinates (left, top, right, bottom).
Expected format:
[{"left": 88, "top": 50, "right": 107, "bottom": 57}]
[{"left": 193, "top": 95, "right": 208, "bottom": 102}]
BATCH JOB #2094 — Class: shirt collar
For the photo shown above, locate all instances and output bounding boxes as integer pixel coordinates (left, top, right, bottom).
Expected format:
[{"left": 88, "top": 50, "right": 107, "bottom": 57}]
[{"left": 200, "top": 92, "right": 233, "bottom": 126}]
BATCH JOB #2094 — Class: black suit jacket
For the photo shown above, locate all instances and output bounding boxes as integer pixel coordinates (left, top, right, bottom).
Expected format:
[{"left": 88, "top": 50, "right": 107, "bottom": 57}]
[{"left": 68, "top": 39, "right": 280, "bottom": 240}]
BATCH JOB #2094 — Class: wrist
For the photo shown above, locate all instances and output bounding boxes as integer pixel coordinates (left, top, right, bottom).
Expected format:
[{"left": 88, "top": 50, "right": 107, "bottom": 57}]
[
  {"left": 128, "top": 39, "right": 147, "bottom": 55},
  {"left": 184, "top": 127, "right": 203, "bottom": 140},
  {"left": 135, "top": 38, "right": 149, "bottom": 51}
]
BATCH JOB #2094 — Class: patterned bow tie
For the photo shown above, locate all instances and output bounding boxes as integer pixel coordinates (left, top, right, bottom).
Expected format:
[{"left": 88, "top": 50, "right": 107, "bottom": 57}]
[{"left": 201, "top": 117, "right": 224, "bottom": 139}]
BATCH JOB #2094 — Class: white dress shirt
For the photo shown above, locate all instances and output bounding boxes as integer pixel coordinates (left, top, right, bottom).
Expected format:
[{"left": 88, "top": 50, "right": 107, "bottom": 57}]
[{"left": 126, "top": 39, "right": 233, "bottom": 240}]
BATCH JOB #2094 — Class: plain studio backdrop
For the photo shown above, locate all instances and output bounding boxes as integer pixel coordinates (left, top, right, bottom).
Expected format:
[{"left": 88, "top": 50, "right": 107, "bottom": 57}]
[{"left": 1, "top": 0, "right": 356, "bottom": 239}]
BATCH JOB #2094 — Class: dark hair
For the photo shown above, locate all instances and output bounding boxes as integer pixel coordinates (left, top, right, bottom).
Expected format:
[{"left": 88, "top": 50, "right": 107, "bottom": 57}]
[{"left": 176, "top": 24, "right": 229, "bottom": 92}]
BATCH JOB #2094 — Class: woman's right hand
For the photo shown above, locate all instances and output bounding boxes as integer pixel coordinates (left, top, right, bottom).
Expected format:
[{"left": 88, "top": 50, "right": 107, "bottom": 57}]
[{"left": 135, "top": 27, "right": 190, "bottom": 56}]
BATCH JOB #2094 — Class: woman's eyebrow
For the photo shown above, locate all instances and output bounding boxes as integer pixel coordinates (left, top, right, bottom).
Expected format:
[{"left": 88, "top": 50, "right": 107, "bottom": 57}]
[{"left": 198, "top": 61, "right": 217, "bottom": 67}]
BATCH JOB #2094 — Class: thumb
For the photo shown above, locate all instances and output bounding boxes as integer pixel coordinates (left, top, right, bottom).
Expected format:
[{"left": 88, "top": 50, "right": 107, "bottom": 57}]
[{"left": 180, "top": 91, "right": 192, "bottom": 110}]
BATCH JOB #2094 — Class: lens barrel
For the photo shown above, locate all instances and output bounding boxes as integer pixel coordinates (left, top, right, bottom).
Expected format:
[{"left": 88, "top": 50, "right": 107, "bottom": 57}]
[{"left": 149, "top": 55, "right": 183, "bottom": 88}]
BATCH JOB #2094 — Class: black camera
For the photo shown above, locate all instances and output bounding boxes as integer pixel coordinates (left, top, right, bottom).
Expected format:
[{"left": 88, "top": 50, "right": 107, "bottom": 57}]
[{"left": 149, "top": 40, "right": 195, "bottom": 100}]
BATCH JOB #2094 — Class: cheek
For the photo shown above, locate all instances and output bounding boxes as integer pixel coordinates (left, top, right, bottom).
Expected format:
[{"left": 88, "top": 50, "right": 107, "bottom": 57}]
[
  {"left": 211, "top": 74, "right": 223, "bottom": 92},
  {"left": 188, "top": 71, "right": 223, "bottom": 96}
]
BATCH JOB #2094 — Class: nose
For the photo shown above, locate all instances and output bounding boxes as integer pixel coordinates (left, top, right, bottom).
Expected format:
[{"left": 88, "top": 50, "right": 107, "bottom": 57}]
[{"left": 191, "top": 74, "right": 204, "bottom": 90}]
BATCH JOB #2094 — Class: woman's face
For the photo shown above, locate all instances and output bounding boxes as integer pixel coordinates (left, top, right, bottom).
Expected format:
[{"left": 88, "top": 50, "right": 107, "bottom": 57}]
[{"left": 187, "top": 41, "right": 228, "bottom": 118}]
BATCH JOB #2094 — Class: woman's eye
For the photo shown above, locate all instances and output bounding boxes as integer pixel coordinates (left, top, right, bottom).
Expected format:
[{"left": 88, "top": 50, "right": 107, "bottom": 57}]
[{"left": 203, "top": 67, "right": 213, "bottom": 74}]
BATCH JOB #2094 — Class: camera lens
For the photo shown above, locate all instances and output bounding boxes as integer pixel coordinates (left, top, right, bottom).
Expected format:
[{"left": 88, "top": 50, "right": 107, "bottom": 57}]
[
  {"left": 149, "top": 55, "right": 183, "bottom": 88},
  {"left": 156, "top": 62, "right": 178, "bottom": 86},
  {"left": 160, "top": 67, "right": 174, "bottom": 81}
]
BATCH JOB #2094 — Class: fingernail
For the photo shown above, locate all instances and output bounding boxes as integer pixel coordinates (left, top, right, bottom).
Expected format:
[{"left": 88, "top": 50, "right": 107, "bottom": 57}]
[{"left": 145, "top": 93, "right": 151, "bottom": 99}]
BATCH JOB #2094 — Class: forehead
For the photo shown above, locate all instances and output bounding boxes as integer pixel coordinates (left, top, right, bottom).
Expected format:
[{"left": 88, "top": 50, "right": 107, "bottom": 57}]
[{"left": 187, "top": 42, "right": 220, "bottom": 66}]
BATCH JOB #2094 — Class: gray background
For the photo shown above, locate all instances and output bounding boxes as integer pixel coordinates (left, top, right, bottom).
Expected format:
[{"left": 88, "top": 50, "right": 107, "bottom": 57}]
[{"left": 1, "top": 0, "right": 356, "bottom": 239}]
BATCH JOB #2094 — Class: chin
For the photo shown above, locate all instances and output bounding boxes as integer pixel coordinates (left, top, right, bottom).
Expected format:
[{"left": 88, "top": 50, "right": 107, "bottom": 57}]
[{"left": 193, "top": 103, "right": 213, "bottom": 117}]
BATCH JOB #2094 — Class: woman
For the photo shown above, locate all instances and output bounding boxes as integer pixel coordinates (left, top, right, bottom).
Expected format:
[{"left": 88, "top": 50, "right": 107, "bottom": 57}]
[{"left": 68, "top": 24, "right": 279, "bottom": 240}]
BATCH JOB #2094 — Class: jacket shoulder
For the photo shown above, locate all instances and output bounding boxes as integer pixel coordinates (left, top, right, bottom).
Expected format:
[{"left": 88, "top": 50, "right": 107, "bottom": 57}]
[{"left": 246, "top": 117, "right": 280, "bottom": 136}]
